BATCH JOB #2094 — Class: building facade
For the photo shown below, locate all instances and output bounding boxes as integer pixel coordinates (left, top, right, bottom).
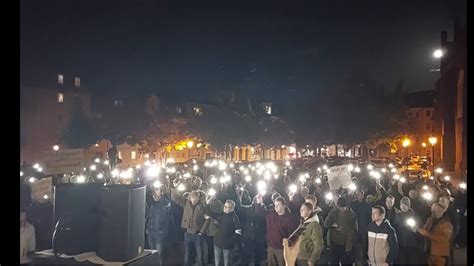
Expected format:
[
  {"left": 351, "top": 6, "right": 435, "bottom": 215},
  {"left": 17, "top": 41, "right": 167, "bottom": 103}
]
[
  {"left": 21, "top": 74, "right": 92, "bottom": 164},
  {"left": 433, "top": 20, "right": 467, "bottom": 179}
]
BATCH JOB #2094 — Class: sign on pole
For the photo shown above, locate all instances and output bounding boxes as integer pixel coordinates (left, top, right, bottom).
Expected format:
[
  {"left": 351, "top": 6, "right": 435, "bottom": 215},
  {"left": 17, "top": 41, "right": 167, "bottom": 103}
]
[
  {"left": 327, "top": 164, "right": 352, "bottom": 190},
  {"left": 43, "top": 148, "right": 85, "bottom": 175}
]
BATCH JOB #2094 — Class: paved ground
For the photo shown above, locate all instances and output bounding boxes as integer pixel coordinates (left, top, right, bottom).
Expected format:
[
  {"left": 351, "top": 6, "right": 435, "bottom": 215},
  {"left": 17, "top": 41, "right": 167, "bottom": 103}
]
[
  {"left": 163, "top": 242, "right": 468, "bottom": 265},
  {"left": 453, "top": 247, "right": 467, "bottom": 265}
]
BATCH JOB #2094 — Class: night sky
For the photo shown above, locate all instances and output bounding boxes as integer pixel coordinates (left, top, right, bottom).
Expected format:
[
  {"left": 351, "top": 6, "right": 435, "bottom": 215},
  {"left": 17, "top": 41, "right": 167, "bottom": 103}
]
[{"left": 20, "top": 0, "right": 466, "bottom": 103}]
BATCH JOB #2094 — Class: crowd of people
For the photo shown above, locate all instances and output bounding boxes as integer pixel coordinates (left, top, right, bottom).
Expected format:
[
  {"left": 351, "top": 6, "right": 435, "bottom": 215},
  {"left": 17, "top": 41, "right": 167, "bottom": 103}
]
[
  {"left": 142, "top": 160, "right": 467, "bottom": 266},
  {"left": 20, "top": 159, "right": 467, "bottom": 266}
]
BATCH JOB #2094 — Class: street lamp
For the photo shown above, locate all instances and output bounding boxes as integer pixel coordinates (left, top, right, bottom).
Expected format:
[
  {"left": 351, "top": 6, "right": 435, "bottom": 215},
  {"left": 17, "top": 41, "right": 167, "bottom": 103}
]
[
  {"left": 421, "top": 142, "right": 427, "bottom": 157},
  {"left": 428, "top": 137, "right": 437, "bottom": 173},
  {"left": 53, "top": 145, "right": 60, "bottom": 151},
  {"left": 433, "top": 49, "right": 444, "bottom": 58},
  {"left": 402, "top": 138, "right": 411, "bottom": 156},
  {"left": 187, "top": 141, "right": 194, "bottom": 149},
  {"left": 401, "top": 138, "right": 411, "bottom": 171}
]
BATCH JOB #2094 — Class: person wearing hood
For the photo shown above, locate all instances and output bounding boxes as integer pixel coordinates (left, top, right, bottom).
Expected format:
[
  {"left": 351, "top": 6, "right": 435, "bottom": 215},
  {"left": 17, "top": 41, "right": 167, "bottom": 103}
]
[
  {"left": 303, "top": 195, "right": 323, "bottom": 225},
  {"left": 393, "top": 197, "right": 422, "bottom": 265},
  {"left": 145, "top": 186, "right": 172, "bottom": 265},
  {"left": 256, "top": 195, "right": 299, "bottom": 266},
  {"left": 296, "top": 202, "right": 324, "bottom": 266},
  {"left": 324, "top": 197, "right": 358, "bottom": 265},
  {"left": 367, "top": 205, "right": 398, "bottom": 266}
]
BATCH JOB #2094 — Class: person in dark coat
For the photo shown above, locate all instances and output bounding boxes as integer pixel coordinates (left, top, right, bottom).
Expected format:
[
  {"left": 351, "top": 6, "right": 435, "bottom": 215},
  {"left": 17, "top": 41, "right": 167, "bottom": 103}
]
[
  {"left": 350, "top": 190, "right": 371, "bottom": 266},
  {"left": 213, "top": 200, "right": 241, "bottom": 266},
  {"left": 393, "top": 197, "right": 422, "bottom": 265},
  {"left": 145, "top": 187, "right": 172, "bottom": 265},
  {"left": 384, "top": 195, "right": 400, "bottom": 225}
]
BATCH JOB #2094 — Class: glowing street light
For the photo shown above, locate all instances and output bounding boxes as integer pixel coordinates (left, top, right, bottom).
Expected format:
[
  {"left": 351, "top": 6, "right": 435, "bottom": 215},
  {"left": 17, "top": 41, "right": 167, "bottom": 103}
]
[
  {"left": 459, "top": 182, "right": 467, "bottom": 190},
  {"left": 53, "top": 145, "right": 60, "bottom": 151},
  {"left": 402, "top": 138, "right": 411, "bottom": 148},
  {"left": 187, "top": 141, "right": 194, "bottom": 149},
  {"left": 433, "top": 49, "right": 444, "bottom": 58},
  {"left": 428, "top": 136, "right": 438, "bottom": 171}
]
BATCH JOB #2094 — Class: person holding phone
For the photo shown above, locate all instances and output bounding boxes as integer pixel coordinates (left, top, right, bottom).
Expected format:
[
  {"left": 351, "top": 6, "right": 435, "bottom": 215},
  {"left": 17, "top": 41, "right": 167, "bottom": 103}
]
[
  {"left": 296, "top": 202, "right": 324, "bottom": 266},
  {"left": 324, "top": 197, "right": 358, "bottom": 265},
  {"left": 256, "top": 194, "right": 299, "bottom": 266}
]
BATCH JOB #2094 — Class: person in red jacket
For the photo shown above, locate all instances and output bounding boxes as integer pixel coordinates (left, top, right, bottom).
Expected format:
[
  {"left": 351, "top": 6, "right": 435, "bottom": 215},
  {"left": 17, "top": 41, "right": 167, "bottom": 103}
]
[{"left": 256, "top": 194, "right": 299, "bottom": 266}]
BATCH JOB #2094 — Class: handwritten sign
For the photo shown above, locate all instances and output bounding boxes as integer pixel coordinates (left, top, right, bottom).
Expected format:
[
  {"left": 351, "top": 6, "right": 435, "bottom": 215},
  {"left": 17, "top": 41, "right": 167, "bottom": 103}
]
[{"left": 327, "top": 164, "right": 352, "bottom": 190}]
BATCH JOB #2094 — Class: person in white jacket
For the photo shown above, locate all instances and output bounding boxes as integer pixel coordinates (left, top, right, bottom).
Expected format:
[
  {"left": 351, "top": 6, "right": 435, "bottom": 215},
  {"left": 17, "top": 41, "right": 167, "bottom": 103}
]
[{"left": 20, "top": 209, "right": 36, "bottom": 265}]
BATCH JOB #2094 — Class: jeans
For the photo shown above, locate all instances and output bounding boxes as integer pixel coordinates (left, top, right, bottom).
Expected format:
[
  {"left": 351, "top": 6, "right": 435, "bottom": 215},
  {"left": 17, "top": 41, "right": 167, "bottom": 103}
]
[
  {"left": 329, "top": 242, "right": 352, "bottom": 266},
  {"left": 185, "top": 232, "right": 204, "bottom": 266},
  {"left": 147, "top": 232, "right": 164, "bottom": 265},
  {"left": 201, "top": 235, "right": 214, "bottom": 265},
  {"left": 241, "top": 240, "right": 256, "bottom": 265},
  {"left": 214, "top": 245, "right": 231, "bottom": 266}
]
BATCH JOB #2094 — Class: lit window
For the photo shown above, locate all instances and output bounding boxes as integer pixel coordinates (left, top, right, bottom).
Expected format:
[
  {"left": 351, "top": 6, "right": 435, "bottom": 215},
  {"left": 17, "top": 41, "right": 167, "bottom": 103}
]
[
  {"left": 58, "top": 74, "right": 64, "bottom": 85},
  {"left": 265, "top": 106, "right": 272, "bottom": 115},
  {"left": 74, "top": 77, "right": 81, "bottom": 87},
  {"left": 57, "top": 93, "right": 64, "bottom": 103},
  {"left": 426, "top": 110, "right": 431, "bottom": 117},
  {"left": 176, "top": 107, "right": 182, "bottom": 114},
  {"left": 118, "top": 151, "right": 122, "bottom": 159},
  {"left": 131, "top": 151, "right": 136, "bottom": 160},
  {"left": 193, "top": 107, "right": 203, "bottom": 116}
]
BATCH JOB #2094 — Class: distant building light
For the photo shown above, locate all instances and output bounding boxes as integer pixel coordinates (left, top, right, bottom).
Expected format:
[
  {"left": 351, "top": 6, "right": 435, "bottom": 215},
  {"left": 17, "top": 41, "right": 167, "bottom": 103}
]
[
  {"left": 193, "top": 107, "right": 203, "bottom": 116},
  {"left": 176, "top": 107, "right": 182, "bottom": 114},
  {"left": 58, "top": 74, "right": 64, "bottom": 85},
  {"left": 263, "top": 102, "right": 272, "bottom": 115},
  {"left": 131, "top": 151, "right": 137, "bottom": 160},
  {"left": 74, "top": 77, "right": 81, "bottom": 87},
  {"left": 57, "top": 93, "right": 64, "bottom": 103}
]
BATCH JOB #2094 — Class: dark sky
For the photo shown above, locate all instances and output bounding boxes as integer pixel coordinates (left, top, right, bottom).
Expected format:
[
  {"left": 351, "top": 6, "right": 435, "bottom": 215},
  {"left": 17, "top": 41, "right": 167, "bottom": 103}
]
[{"left": 20, "top": 0, "right": 466, "bottom": 103}]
